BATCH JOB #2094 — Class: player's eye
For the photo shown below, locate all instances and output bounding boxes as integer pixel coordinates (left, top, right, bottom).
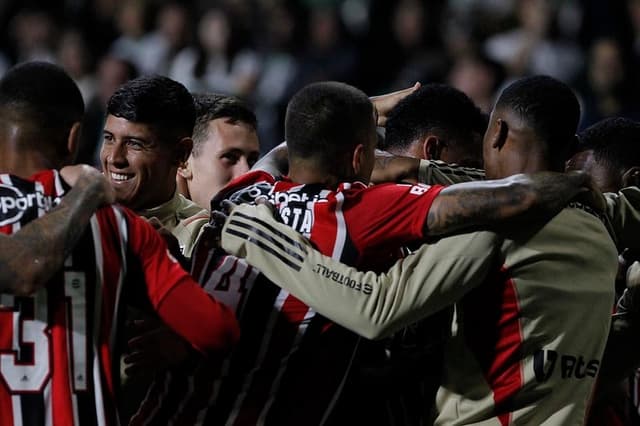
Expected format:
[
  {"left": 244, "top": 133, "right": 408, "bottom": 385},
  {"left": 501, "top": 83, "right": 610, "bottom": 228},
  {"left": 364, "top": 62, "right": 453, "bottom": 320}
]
[{"left": 221, "top": 152, "right": 240, "bottom": 164}]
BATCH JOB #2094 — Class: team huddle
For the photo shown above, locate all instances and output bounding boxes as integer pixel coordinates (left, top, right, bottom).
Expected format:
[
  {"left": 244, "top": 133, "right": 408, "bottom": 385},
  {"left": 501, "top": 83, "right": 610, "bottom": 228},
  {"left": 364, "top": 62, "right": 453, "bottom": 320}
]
[{"left": 0, "top": 60, "right": 639, "bottom": 426}]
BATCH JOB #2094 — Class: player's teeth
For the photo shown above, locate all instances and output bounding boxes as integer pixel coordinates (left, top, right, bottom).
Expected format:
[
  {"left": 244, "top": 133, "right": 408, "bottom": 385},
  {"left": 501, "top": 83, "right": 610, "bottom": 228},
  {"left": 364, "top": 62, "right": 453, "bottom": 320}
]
[{"left": 111, "top": 173, "right": 131, "bottom": 182}]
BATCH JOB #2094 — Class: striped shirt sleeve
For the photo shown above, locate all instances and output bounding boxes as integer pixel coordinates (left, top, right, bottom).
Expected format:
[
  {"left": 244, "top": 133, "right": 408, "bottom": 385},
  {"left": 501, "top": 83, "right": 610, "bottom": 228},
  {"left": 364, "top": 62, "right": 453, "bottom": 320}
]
[{"left": 221, "top": 203, "right": 500, "bottom": 340}]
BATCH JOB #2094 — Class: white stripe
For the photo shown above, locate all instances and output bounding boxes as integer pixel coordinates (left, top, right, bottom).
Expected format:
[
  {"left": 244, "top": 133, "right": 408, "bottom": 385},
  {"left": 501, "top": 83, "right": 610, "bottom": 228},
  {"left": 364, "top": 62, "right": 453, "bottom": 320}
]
[
  {"left": 34, "top": 181, "right": 46, "bottom": 217},
  {"left": 199, "top": 357, "right": 232, "bottom": 424},
  {"left": 170, "top": 375, "right": 195, "bottom": 426},
  {"left": 225, "top": 290, "right": 294, "bottom": 426},
  {"left": 257, "top": 306, "right": 315, "bottom": 425},
  {"left": 53, "top": 170, "right": 65, "bottom": 196},
  {"left": 144, "top": 374, "right": 171, "bottom": 426},
  {"left": 330, "top": 192, "right": 347, "bottom": 260},
  {"left": 43, "top": 381, "right": 53, "bottom": 426},
  {"left": 319, "top": 338, "right": 361, "bottom": 425},
  {"left": 90, "top": 216, "right": 106, "bottom": 426},
  {"left": 12, "top": 394, "right": 23, "bottom": 426},
  {"left": 112, "top": 206, "right": 129, "bottom": 249},
  {"left": 72, "top": 394, "right": 80, "bottom": 426}
]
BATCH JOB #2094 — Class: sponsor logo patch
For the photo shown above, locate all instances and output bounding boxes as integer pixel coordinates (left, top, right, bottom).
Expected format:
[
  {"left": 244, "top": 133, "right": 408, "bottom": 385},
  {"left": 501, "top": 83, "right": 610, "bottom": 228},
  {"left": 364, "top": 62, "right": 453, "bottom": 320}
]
[{"left": 0, "top": 184, "right": 59, "bottom": 226}]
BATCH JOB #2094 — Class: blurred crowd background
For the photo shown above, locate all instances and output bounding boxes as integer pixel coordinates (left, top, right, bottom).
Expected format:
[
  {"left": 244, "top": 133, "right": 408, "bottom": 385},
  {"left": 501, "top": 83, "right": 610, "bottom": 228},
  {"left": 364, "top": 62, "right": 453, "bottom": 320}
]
[{"left": 0, "top": 0, "right": 638, "bottom": 158}]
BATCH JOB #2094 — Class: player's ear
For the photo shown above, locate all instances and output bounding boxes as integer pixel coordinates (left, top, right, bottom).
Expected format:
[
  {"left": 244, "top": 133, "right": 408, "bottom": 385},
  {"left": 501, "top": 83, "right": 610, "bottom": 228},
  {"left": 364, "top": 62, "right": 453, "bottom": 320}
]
[
  {"left": 422, "top": 136, "right": 444, "bottom": 161},
  {"left": 352, "top": 143, "right": 365, "bottom": 174},
  {"left": 177, "top": 158, "right": 193, "bottom": 180},
  {"left": 174, "top": 137, "right": 193, "bottom": 166},
  {"left": 491, "top": 119, "right": 508, "bottom": 150},
  {"left": 67, "top": 122, "right": 82, "bottom": 157},
  {"left": 622, "top": 166, "right": 640, "bottom": 188}
]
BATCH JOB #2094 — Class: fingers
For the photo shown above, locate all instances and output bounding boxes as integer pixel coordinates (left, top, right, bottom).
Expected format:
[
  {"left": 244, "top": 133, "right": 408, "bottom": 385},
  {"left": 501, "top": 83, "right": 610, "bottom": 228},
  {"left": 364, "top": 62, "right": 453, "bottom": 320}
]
[
  {"left": 221, "top": 199, "right": 238, "bottom": 215},
  {"left": 145, "top": 217, "right": 164, "bottom": 230},
  {"left": 370, "top": 82, "right": 421, "bottom": 127}
]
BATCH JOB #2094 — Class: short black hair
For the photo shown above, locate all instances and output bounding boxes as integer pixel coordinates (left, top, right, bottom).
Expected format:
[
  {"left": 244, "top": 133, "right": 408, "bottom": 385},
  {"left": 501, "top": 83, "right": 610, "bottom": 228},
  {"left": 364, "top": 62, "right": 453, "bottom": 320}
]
[
  {"left": 383, "top": 84, "right": 486, "bottom": 152},
  {"left": 0, "top": 61, "right": 84, "bottom": 157},
  {"left": 496, "top": 76, "right": 580, "bottom": 168},
  {"left": 285, "top": 81, "right": 373, "bottom": 173},
  {"left": 107, "top": 75, "right": 195, "bottom": 145},
  {"left": 191, "top": 93, "right": 257, "bottom": 156},
  {"left": 579, "top": 117, "right": 640, "bottom": 172}
]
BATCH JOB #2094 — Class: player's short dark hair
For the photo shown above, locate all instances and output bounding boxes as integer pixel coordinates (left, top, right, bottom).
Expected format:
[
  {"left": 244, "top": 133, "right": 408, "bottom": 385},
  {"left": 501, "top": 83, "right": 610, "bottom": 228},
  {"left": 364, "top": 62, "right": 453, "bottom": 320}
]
[
  {"left": 191, "top": 93, "right": 257, "bottom": 157},
  {"left": 285, "top": 81, "right": 373, "bottom": 173},
  {"left": 107, "top": 75, "right": 195, "bottom": 146},
  {"left": 496, "top": 76, "right": 580, "bottom": 168},
  {"left": 579, "top": 117, "right": 640, "bottom": 172},
  {"left": 0, "top": 61, "right": 84, "bottom": 157},
  {"left": 383, "top": 84, "right": 487, "bottom": 152}
]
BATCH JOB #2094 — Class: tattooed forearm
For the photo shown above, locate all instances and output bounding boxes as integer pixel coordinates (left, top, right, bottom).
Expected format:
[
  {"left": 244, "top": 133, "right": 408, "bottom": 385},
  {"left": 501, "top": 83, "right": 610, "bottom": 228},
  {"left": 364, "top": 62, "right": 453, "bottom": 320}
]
[
  {"left": 371, "top": 152, "right": 420, "bottom": 184},
  {"left": 425, "top": 172, "right": 589, "bottom": 236},
  {"left": 0, "top": 173, "right": 109, "bottom": 295}
]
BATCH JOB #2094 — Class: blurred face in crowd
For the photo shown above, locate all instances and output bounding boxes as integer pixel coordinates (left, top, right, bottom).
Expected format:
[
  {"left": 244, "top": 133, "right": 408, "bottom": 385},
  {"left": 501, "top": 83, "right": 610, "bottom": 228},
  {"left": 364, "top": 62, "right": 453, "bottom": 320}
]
[
  {"left": 182, "top": 118, "right": 259, "bottom": 209},
  {"left": 101, "top": 115, "right": 180, "bottom": 210}
]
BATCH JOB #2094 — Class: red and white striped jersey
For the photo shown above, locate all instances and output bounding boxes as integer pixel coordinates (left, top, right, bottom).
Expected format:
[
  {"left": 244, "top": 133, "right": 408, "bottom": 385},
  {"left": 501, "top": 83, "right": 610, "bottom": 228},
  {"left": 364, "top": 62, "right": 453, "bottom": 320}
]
[
  {"left": 0, "top": 170, "right": 237, "bottom": 426},
  {"left": 135, "top": 170, "right": 444, "bottom": 425}
]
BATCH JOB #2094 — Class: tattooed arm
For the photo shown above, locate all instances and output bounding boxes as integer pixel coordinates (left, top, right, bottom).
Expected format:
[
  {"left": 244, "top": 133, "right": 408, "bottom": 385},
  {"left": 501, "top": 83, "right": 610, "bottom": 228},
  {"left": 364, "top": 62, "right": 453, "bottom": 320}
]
[
  {"left": 0, "top": 165, "right": 114, "bottom": 295},
  {"left": 425, "top": 171, "right": 592, "bottom": 236}
]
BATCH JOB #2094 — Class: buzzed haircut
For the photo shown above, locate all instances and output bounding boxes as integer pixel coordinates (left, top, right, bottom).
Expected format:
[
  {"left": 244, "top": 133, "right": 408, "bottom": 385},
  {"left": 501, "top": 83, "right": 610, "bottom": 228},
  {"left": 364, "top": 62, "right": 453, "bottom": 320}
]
[
  {"left": 191, "top": 93, "right": 257, "bottom": 157},
  {"left": 107, "top": 75, "right": 195, "bottom": 146},
  {"left": 496, "top": 76, "right": 580, "bottom": 169},
  {"left": 285, "top": 81, "right": 373, "bottom": 173},
  {"left": 579, "top": 117, "right": 640, "bottom": 172},
  {"left": 383, "top": 84, "right": 487, "bottom": 152},
  {"left": 0, "top": 61, "right": 84, "bottom": 157}
]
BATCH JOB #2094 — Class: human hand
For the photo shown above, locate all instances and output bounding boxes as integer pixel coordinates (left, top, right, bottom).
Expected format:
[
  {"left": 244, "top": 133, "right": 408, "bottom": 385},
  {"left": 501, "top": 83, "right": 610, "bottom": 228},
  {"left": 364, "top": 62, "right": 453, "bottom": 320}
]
[
  {"left": 124, "top": 318, "right": 191, "bottom": 378},
  {"left": 370, "top": 82, "right": 420, "bottom": 127},
  {"left": 60, "top": 164, "right": 115, "bottom": 204},
  {"left": 567, "top": 171, "right": 607, "bottom": 214}
]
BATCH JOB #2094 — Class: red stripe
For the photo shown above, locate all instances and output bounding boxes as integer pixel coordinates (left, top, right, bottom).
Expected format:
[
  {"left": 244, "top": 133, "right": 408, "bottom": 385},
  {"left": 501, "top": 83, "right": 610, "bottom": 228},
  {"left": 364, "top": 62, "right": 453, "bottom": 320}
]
[
  {"left": 464, "top": 267, "right": 524, "bottom": 426},
  {"left": 492, "top": 276, "right": 523, "bottom": 426},
  {"left": 50, "top": 283, "right": 74, "bottom": 425},
  {"left": 0, "top": 311, "right": 15, "bottom": 426}
]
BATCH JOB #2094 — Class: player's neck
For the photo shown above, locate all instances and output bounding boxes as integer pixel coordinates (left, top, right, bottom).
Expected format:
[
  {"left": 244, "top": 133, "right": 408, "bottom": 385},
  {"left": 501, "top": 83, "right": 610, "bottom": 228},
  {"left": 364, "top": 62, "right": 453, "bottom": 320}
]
[
  {"left": 289, "top": 162, "right": 341, "bottom": 188},
  {"left": 0, "top": 147, "right": 59, "bottom": 178}
]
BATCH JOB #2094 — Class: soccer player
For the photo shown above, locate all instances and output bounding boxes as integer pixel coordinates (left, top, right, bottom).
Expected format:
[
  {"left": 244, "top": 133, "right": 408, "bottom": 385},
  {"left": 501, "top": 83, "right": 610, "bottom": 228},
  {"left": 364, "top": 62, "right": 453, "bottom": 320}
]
[
  {"left": 150, "top": 80, "right": 591, "bottom": 425},
  {"left": 0, "top": 165, "right": 113, "bottom": 294},
  {"left": 219, "top": 76, "right": 619, "bottom": 424},
  {"left": 566, "top": 117, "right": 640, "bottom": 424},
  {"left": 0, "top": 61, "right": 239, "bottom": 425},
  {"left": 177, "top": 93, "right": 260, "bottom": 210},
  {"left": 383, "top": 83, "right": 487, "bottom": 168},
  {"left": 100, "top": 76, "right": 208, "bottom": 257}
]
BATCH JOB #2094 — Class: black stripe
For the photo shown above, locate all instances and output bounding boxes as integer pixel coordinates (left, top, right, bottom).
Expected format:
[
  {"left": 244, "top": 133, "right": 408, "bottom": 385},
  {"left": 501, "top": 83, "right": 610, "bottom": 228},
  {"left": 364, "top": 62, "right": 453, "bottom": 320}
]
[
  {"left": 225, "top": 228, "right": 302, "bottom": 272},
  {"left": 20, "top": 393, "right": 45, "bottom": 426},
  {"left": 234, "top": 211, "right": 308, "bottom": 254},
  {"left": 228, "top": 219, "right": 305, "bottom": 262}
]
